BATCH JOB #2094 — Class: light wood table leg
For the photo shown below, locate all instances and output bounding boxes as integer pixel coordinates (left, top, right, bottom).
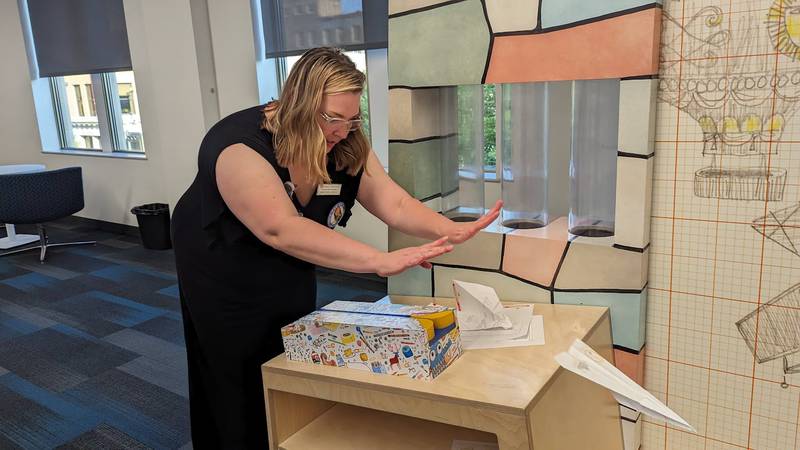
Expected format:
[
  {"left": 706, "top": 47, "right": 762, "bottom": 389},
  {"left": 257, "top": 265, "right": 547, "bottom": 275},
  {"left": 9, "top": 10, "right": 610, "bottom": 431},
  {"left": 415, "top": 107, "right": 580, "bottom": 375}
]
[
  {"left": 494, "top": 416, "right": 533, "bottom": 450},
  {"left": 264, "top": 388, "right": 335, "bottom": 449}
]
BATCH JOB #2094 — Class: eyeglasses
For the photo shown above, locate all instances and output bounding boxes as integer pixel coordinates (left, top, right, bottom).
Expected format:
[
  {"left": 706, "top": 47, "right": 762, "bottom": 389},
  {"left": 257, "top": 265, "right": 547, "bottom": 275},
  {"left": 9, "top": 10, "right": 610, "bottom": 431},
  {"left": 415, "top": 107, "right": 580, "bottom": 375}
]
[{"left": 320, "top": 112, "right": 362, "bottom": 131}]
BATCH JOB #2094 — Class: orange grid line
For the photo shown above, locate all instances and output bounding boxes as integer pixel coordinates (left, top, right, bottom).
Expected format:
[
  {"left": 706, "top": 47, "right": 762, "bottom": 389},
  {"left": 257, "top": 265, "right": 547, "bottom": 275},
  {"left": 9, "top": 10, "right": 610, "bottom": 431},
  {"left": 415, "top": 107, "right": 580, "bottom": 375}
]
[
  {"left": 646, "top": 354, "right": 800, "bottom": 391},
  {"left": 743, "top": 12, "right": 782, "bottom": 447},
  {"left": 644, "top": 420, "right": 749, "bottom": 448},
  {"left": 650, "top": 251, "right": 800, "bottom": 273},
  {"left": 663, "top": 1, "right": 686, "bottom": 445},
  {"left": 661, "top": 50, "right": 782, "bottom": 64}
]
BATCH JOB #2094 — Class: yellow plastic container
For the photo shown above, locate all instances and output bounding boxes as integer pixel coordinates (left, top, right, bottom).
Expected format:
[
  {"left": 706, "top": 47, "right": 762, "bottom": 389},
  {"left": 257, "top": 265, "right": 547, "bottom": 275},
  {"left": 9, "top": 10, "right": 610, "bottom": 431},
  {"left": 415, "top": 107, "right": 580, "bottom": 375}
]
[
  {"left": 412, "top": 310, "right": 455, "bottom": 330},
  {"left": 413, "top": 318, "right": 435, "bottom": 341}
]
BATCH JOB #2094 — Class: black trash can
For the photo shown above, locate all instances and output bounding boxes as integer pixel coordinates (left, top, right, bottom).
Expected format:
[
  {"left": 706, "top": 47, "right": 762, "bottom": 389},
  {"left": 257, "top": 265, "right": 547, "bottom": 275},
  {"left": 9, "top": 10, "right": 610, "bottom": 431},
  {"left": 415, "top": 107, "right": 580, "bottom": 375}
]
[{"left": 131, "top": 203, "right": 172, "bottom": 250}]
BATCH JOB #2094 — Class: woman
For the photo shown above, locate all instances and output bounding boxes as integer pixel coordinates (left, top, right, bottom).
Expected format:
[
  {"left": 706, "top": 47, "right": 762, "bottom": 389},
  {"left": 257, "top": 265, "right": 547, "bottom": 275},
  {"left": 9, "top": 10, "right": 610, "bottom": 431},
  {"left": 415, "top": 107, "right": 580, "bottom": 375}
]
[{"left": 171, "top": 47, "right": 501, "bottom": 448}]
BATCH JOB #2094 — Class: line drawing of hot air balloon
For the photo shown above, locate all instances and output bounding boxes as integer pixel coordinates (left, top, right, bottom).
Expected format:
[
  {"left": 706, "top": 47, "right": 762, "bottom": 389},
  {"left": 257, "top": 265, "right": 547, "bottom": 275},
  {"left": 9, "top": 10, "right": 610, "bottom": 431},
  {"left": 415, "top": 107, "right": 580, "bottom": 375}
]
[{"left": 658, "top": 3, "right": 800, "bottom": 201}]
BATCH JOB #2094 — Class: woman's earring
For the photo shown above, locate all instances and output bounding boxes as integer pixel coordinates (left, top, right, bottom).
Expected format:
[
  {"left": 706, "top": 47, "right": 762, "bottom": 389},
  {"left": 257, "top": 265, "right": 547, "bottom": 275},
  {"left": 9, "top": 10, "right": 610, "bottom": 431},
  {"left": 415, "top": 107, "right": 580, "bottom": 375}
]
[{"left": 284, "top": 181, "right": 296, "bottom": 198}]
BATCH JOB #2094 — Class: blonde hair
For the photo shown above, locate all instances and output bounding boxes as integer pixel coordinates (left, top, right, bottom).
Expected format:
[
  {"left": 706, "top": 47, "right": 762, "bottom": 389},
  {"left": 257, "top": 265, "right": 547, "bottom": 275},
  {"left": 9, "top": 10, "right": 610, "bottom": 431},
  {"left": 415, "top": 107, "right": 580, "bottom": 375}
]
[{"left": 262, "top": 47, "right": 370, "bottom": 184}]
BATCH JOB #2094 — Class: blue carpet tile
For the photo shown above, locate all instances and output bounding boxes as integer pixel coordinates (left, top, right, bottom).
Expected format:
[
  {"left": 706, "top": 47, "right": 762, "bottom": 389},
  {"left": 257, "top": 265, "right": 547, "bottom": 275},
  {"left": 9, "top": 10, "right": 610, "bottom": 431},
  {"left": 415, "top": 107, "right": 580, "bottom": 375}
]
[{"left": 0, "top": 218, "right": 387, "bottom": 449}]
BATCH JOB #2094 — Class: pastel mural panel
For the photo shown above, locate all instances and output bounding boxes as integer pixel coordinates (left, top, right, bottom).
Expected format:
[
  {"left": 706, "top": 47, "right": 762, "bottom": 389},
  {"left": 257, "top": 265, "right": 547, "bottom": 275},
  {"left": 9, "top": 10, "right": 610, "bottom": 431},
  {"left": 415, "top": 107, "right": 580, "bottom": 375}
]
[
  {"left": 433, "top": 265, "right": 551, "bottom": 303},
  {"left": 618, "top": 78, "right": 658, "bottom": 156},
  {"left": 485, "top": 8, "right": 661, "bottom": 83},
  {"left": 388, "top": 140, "right": 442, "bottom": 200},
  {"left": 484, "top": 0, "right": 539, "bottom": 33},
  {"left": 389, "top": 0, "right": 455, "bottom": 16},
  {"left": 388, "top": 265, "right": 432, "bottom": 297},
  {"left": 555, "top": 242, "right": 648, "bottom": 291},
  {"left": 554, "top": 291, "right": 647, "bottom": 351},
  {"left": 389, "top": 228, "right": 503, "bottom": 270},
  {"left": 614, "top": 156, "right": 653, "bottom": 250},
  {"left": 614, "top": 347, "right": 646, "bottom": 385},
  {"left": 388, "top": 88, "right": 444, "bottom": 140},
  {"left": 539, "top": 0, "right": 660, "bottom": 29},
  {"left": 388, "top": 0, "right": 490, "bottom": 86},
  {"left": 502, "top": 217, "right": 569, "bottom": 287}
]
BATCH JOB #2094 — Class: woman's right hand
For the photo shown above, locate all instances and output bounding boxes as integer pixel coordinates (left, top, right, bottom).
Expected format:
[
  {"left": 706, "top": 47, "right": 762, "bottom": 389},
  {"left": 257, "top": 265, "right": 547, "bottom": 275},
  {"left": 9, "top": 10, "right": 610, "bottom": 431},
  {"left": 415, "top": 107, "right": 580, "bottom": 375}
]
[{"left": 373, "top": 237, "right": 453, "bottom": 277}]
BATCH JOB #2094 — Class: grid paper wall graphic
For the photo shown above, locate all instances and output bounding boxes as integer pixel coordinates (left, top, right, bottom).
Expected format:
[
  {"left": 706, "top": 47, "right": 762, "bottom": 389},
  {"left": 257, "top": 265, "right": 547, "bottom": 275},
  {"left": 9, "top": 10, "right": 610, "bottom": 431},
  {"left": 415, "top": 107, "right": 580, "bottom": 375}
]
[{"left": 645, "top": 0, "right": 800, "bottom": 448}]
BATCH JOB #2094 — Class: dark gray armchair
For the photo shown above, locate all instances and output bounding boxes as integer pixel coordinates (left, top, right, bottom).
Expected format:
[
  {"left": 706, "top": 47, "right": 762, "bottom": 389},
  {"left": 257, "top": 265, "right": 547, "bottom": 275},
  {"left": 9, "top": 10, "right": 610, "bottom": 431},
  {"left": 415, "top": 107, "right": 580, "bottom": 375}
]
[{"left": 0, "top": 167, "right": 95, "bottom": 262}]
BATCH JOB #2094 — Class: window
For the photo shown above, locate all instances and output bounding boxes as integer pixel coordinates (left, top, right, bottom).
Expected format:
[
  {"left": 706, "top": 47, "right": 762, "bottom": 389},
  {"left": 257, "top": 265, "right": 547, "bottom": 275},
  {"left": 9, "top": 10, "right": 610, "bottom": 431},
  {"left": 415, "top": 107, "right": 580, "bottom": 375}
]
[
  {"left": 50, "top": 70, "right": 145, "bottom": 153},
  {"left": 85, "top": 84, "right": 96, "bottom": 116},
  {"left": 73, "top": 84, "right": 85, "bottom": 116},
  {"left": 22, "top": 0, "right": 143, "bottom": 157},
  {"left": 118, "top": 83, "right": 135, "bottom": 114},
  {"left": 483, "top": 84, "right": 497, "bottom": 174}
]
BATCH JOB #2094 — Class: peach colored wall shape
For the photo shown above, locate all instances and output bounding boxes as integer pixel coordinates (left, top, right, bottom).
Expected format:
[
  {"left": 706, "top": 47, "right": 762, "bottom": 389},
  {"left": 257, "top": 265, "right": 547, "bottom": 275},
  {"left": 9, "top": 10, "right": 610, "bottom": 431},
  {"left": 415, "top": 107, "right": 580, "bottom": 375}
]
[{"left": 485, "top": 7, "right": 661, "bottom": 83}]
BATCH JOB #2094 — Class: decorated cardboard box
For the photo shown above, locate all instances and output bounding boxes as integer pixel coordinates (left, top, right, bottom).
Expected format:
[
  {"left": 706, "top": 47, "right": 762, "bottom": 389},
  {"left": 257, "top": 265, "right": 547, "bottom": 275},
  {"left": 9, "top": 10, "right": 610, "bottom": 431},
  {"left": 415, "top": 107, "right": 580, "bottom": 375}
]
[{"left": 281, "top": 300, "right": 462, "bottom": 380}]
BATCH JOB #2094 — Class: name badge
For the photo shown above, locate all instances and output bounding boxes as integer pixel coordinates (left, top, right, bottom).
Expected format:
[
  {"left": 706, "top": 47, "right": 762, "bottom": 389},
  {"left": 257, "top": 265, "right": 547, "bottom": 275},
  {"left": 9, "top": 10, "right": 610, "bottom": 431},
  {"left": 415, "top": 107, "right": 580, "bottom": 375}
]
[{"left": 317, "top": 184, "right": 342, "bottom": 196}]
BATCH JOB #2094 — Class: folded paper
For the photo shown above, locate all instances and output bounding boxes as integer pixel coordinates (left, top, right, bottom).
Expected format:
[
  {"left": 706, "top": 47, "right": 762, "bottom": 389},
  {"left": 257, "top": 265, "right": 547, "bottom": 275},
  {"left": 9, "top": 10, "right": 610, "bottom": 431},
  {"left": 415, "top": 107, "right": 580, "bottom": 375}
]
[
  {"left": 452, "top": 280, "right": 513, "bottom": 330},
  {"left": 556, "top": 339, "right": 696, "bottom": 432}
]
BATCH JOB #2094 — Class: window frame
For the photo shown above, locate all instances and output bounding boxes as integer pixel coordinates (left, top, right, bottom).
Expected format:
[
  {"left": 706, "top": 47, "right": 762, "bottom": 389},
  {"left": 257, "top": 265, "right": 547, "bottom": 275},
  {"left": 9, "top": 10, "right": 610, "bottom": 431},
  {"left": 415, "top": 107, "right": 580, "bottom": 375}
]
[{"left": 48, "top": 71, "right": 141, "bottom": 154}]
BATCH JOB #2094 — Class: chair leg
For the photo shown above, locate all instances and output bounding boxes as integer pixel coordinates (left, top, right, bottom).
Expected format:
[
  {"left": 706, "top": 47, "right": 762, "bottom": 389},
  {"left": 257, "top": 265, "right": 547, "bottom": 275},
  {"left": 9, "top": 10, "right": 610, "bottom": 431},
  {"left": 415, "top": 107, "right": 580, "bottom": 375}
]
[
  {"left": 37, "top": 224, "right": 96, "bottom": 263},
  {"left": 0, "top": 224, "right": 96, "bottom": 262},
  {"left": 38, "top": 225, "right": 47, "bottom": 263}
]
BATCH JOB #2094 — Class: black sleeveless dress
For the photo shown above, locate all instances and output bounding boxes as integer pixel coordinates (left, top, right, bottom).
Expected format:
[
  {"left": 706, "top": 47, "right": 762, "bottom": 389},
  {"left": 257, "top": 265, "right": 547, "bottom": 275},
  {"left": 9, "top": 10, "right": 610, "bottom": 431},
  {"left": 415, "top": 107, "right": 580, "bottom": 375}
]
[{"left": 171, "top": 105, "right": 362, "bottom": 448}]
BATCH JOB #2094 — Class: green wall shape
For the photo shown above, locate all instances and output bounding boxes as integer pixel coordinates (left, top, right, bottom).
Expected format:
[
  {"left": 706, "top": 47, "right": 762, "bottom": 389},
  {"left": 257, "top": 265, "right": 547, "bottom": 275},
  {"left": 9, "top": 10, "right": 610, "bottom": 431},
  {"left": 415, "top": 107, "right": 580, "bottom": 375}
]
[
  {"left": 388, "top": 265, "right": 432, "bottom": 296},
  {"left": 554, "top": 290, "right": 647, "bottom": 351},
  {"left": 388, "top": 140, "right": 443, "bottom": 200},
  {"left": 389, "top": 0, "right": 490, "bottom": 87}
]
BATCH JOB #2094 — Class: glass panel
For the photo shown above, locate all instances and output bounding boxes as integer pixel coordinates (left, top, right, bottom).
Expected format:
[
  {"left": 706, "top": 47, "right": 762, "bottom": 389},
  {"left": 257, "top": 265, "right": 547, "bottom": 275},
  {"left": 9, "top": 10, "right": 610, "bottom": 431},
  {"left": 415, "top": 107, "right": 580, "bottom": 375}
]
[
  {"left": 483, "top": 84, "right": 497, "bottom": 171},
  {"left": 442, "top": 85, "right": 485, "bottom": 222},
  {"left": 113, "top": 71, "right": 145, "bottom": 152},
  {"left": 569, "top": 78, "right": 619, "bottom": 237},
  {"left": 61, "top": 74, "right": 101, "bottom": 150},
  {"left": 501, "top": 82, "right": 549, "bottom": 229}
]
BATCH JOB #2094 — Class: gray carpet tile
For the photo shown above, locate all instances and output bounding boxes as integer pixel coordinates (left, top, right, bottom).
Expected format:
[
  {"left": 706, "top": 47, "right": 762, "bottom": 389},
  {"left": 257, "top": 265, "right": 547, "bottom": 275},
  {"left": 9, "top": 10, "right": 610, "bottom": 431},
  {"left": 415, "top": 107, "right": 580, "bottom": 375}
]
[
  {"left": 118, "top": 355, "right": 189, "bottom": 399},
  {"left": 0, "top": 327, "right": 138, "bottom": 392},
  {"left": 132, "top": 316, "right": 185, "bottom": 346},
  {"left": 64, "top": 369, "right": 190, "bottom": 450},
  {"left": 0, "top": 217, "right": 386, "bottom": 448},
  {"left": 56, "top": 423, "right": 151, "bottom": 450}
]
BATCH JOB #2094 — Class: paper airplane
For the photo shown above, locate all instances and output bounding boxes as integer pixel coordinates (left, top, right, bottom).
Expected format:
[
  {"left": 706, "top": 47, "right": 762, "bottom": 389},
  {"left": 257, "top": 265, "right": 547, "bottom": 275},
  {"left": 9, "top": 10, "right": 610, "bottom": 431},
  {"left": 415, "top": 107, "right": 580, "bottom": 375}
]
[{"left": 556, "top": 339, "right": 696, "bottom": 433}]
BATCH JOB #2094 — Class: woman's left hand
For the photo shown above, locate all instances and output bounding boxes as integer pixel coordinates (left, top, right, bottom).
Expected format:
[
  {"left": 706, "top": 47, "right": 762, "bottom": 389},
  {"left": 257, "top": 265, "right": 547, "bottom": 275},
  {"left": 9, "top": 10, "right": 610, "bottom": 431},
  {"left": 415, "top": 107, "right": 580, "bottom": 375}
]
[{"left": 445, "top": 200, "right": 503, "bottom": 244}]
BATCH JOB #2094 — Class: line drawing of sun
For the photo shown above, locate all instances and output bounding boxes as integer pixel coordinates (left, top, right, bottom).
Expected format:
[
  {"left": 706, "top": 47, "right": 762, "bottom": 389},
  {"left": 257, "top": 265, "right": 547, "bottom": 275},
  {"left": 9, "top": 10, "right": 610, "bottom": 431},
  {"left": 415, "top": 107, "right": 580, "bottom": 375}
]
[{"left": 768, "top": 0, "right": 800, "bottom": 60}]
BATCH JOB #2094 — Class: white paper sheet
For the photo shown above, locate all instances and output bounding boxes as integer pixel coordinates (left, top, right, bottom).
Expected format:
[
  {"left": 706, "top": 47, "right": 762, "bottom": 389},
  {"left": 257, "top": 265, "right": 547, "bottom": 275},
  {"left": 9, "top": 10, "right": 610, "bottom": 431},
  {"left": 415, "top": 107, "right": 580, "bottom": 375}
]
[
  {"left": 555, "top": 339, "right": 696, "bottom": 432},
  {"left": 458, "top": 306, "right": 533, "bottom": 340},
  {"left": 461, "top": 315, "right": 545, "bottom": 350}
]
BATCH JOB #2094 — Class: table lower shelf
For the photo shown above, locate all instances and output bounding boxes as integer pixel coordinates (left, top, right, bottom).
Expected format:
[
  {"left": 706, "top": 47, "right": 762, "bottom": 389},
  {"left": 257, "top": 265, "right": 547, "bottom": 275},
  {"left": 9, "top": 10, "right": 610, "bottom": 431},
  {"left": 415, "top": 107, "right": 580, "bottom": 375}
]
[{"left": 279, "top": 403, "right": 498, "bottom": 450}]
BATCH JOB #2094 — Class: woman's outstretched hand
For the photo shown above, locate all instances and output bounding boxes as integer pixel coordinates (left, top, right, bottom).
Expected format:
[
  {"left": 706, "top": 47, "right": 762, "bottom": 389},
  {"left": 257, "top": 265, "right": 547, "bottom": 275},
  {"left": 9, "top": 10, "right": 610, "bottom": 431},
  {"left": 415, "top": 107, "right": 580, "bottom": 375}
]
[
  {"left": 373, "top": 237, "right": 453, "bottom": 277},
  {"left": 445, "top": 200, "right": 503, "bottom": 244}
]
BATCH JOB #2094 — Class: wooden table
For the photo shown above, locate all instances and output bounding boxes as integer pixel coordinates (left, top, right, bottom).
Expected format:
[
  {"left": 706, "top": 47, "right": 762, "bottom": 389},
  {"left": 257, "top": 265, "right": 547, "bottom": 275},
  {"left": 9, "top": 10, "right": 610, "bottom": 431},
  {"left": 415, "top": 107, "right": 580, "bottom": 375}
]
[{"left": 262, "top": 296, "right": 624, "bottom": 450}]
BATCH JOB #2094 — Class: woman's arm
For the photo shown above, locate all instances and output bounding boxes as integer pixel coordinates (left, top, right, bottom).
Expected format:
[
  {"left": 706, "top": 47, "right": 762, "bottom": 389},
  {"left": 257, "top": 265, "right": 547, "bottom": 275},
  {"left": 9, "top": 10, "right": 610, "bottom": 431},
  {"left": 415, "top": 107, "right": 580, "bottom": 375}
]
[
  {"left": 216, "top": 144, "right": 452, "bottom": 276},
  {"left": 357, "top": 150, "right": 502, "bottom": 244}
]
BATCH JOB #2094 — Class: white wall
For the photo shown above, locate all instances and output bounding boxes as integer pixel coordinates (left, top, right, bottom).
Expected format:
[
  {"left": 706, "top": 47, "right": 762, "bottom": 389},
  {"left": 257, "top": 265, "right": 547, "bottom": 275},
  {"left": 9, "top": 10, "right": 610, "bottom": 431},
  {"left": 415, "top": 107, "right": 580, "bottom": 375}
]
[
  {"left": 207, "top": 0, "right": 261, "bottom": 117},
  {"left": 1, "top": 0, "right": 207, "bottom": 226},
  {"left": 1, "top": 0, "right": 389, "bottom": 251}
]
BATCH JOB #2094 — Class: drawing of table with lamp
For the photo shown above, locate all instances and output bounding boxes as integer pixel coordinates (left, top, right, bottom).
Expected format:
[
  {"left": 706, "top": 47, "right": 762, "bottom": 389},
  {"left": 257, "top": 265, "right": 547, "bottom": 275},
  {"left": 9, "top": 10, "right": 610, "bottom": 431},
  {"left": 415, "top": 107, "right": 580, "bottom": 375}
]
[{"left": 0, "top": 164, "right": 46, "bottom": 249}]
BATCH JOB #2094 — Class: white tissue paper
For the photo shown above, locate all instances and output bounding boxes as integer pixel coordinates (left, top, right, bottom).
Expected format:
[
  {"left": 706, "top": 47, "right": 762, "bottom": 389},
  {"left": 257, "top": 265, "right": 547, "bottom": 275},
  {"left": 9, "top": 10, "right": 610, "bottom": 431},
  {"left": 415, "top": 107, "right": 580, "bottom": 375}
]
[{"left": 452, "top": 280, "right": 513, "bottom": 331}]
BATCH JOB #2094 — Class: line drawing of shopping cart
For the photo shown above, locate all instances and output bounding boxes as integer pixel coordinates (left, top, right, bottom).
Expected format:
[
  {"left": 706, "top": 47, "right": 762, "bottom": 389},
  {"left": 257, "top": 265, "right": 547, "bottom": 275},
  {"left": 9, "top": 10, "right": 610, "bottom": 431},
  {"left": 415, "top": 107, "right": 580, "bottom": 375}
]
[{"left": 736, "top": 283, "right": 800, "bottom": 388}]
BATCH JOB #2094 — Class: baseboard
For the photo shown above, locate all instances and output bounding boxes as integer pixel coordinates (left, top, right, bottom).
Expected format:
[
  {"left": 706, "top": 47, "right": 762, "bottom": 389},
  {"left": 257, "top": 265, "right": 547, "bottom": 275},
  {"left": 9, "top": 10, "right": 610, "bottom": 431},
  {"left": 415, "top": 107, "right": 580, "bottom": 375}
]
[{"left": 70, "top": 216, "right": 140, "bottom": 237}]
